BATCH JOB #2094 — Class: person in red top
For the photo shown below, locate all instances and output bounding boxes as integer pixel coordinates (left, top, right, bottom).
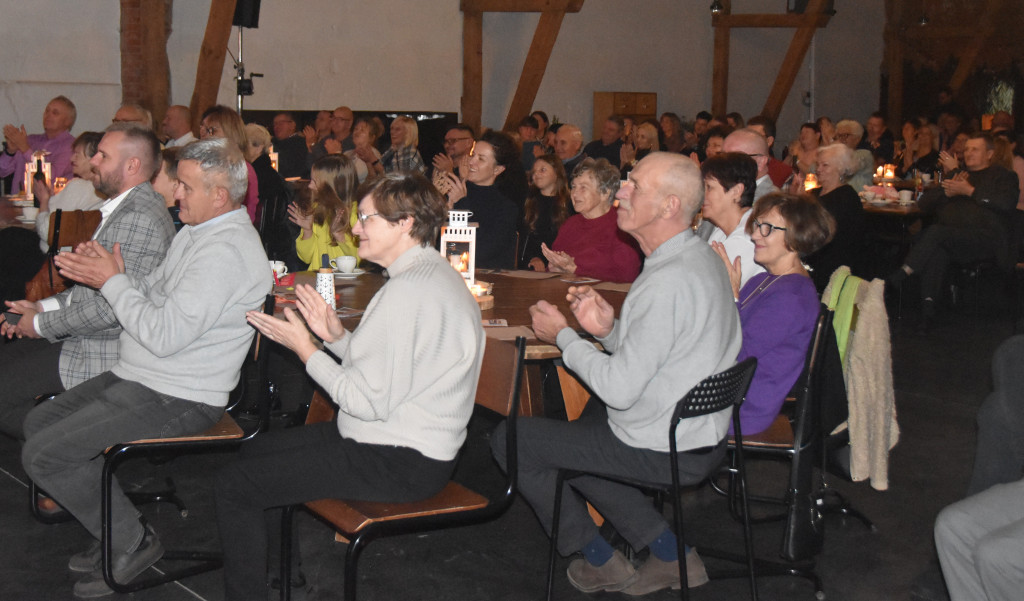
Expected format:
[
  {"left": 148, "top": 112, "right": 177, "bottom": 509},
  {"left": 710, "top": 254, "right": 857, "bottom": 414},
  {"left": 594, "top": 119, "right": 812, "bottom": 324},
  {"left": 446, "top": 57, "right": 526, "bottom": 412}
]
[
  {"left": 542, "top": 158, "right": 641, "bottom": 282},
  {"left": 748, "top": 115, "right": 794, "bottom": 188}
]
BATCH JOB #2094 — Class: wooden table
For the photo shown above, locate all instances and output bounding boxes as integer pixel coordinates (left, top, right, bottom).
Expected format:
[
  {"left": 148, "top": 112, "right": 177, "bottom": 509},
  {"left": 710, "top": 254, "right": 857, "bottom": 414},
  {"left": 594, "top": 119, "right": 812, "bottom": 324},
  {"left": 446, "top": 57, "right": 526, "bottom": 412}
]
[{"left": 276, "top": 269, "right": 631, "bottom": 416}]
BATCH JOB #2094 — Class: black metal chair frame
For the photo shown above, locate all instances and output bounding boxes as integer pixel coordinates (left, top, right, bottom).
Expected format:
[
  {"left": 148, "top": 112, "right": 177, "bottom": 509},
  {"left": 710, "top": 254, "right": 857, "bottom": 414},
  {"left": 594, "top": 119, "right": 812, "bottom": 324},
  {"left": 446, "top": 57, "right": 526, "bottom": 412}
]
[
  {"left": 545, "top": 357, "right": 759, "bottom": 601},
  {"left": 93, "top": 294, "right": 276, "bottom": 593},
  {"left": 280, "top": 336, "right": 527, "bottom": 601}
]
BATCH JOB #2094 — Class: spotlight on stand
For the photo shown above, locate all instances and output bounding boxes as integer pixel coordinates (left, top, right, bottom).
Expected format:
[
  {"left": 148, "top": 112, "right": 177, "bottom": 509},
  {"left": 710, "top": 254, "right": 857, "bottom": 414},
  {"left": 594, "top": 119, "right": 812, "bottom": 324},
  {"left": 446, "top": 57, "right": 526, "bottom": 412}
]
[{"left": 710, "top": 0, "right": 724, "bottom": 15}]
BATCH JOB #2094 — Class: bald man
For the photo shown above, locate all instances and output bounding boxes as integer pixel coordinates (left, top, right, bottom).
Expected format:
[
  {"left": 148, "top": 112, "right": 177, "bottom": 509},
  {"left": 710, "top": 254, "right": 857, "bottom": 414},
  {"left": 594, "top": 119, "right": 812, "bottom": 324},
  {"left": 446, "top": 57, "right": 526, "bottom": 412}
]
[
  {"left": 161, "top": 105, "right": 196, "bottom": 148},
  {"left": 2, "top": 96, "right": 77, "bottom": 194},
  {"left": 723, "top": 128, "right": 780, "bottom": 201},
  {"left": 493, "top": 152, "right": 741, "bottom": 595},
  {"left": 112, "top": 103, "right": 154, "bottom": 130}
]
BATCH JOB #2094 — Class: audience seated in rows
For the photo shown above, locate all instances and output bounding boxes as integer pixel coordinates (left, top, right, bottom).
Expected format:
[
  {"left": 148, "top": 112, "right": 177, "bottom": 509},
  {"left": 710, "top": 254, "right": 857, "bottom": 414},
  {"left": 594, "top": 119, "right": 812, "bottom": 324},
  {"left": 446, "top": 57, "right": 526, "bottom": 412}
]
[
  {"left": 517, "top": 116, "right": 543, "bottom": 171},
  {"left": 346, "top": 116, "right": 384, "bottom": 183},
  {"left": 308, "top": 106, "right": 354, "bottom": 169},
  {"left": 786, "top": 121, "right": 821, "bottom": 177},
  {"left": 619, "top": 121, "right": 658, "bottom": 178},
  {"left": 583, "top": 115, "right": 624, "bottom": 166},
  {"left": 723, "top": 127, "right": 780, "bottom": 202},
  {"left": 112, "top": 103, "right": 153, "bottom": 130},
  {"left": 713, "top": 192, "right": 833, "bottom": 435},
  {"left": 245, "top": 123, "right": 296, "bottom": 268},
  {"left": 22, "top": 138, "right": 270, "bottom": 598},
  {"left": 542, "top": 158, "right": 641, "bottom": 283},
  {"left": 433, "top": 122, "right": 475, "bottom": 179},
  {"left": 834, "top": 119, "right": 877, "bottom": 192},
  {"left": 748, "top": 115, "right": 794, "bottom": 188},
  {"left": 555, "top": 124, "right": 587, "bottom": 182},
  {"left": 152, "top": 147, "right": 184, "bottom": 231},
  {"left": 376, "top": 116, "right": 426, "bottom": 176},
  {"left": 2, "top": 95, "right": 76, "bottom": 194}
]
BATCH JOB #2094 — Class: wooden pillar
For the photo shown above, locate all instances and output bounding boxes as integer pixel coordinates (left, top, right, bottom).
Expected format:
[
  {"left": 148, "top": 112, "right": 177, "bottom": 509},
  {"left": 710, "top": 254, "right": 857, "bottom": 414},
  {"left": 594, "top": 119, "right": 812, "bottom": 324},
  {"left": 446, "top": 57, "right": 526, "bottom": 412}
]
[
  {"left": 502, "top": 10, "right": 566, "bottom": 131},
  {"left": 461, "top": 11, "right": 484, "bottom": 133},
  {"left": 189, "top": 0, "right": 239, "bottom": 132},
  {"left": 883, "top": 0, "right": 904, "bottom": 129},
  {"left": 711, "top": 22, "right": 731, "bottom": 117},
  {"left": 760, "top": 0, "right": 827, "bottom": 122},
  {"left": 120, "top": 0, "right": 171, "bottom": 123}
]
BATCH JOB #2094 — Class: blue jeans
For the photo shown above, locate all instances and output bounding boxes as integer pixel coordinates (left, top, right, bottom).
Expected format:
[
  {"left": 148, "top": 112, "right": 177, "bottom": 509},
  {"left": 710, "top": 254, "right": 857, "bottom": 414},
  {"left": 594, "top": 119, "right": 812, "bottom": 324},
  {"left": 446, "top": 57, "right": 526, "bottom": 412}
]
[{"left": 21, "top": 372, "right": 223, "bottom": 552}]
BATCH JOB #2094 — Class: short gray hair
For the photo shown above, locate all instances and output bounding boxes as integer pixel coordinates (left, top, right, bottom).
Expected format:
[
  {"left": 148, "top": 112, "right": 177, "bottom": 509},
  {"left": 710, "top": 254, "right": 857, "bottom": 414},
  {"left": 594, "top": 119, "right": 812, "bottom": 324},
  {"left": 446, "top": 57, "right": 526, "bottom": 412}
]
[
  {"left": 179, "top": 138, "right": 249, "bottom": 205},
  {"left": 817, "top": 143, "right": 856, "bottom": 179}
]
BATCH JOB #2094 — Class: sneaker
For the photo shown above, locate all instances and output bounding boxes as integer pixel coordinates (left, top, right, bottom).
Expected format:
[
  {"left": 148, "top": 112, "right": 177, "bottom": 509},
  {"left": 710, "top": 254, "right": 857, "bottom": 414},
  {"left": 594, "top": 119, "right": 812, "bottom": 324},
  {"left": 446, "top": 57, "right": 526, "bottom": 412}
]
[
  {"left": 72, "top": 526, "right": 164, "bottom": 598},
  {"left": 621, "top": 550, "right": 709, "bottom": 596},
  {"left": 566, "top": 549, "right": 636, "bottom": 593},
  {"left": 68, "top": 540, "right": 102, "bottom": 573}
]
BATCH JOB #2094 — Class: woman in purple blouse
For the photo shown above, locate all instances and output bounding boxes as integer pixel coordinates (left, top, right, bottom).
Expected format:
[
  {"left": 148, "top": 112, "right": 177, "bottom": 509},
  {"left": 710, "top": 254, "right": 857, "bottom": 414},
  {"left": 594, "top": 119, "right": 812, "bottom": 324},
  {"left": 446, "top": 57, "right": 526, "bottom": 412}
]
[{"left": 712, "top": 192, "right": 835, "bottom": 435}]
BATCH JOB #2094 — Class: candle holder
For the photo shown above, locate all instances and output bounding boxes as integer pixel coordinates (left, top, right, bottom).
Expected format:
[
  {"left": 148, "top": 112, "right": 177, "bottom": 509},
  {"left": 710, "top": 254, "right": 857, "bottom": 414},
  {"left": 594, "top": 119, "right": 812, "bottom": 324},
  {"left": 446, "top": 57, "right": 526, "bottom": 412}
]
[
  {"left": 23, "top": 151, "right": 52, "bottom": 201},
  {"left": 440, "top": 210, "right": 477, "bottom": 287}
]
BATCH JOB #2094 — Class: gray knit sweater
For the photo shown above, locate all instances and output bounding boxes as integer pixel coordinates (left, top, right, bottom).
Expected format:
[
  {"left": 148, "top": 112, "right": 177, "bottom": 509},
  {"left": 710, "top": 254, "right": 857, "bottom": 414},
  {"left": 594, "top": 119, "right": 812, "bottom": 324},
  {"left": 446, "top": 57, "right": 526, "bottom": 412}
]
[
  {"left": 556, "top": 229, "right": 742, "bottom": 452},
  {"left": 102, "top": 209, "right": 272, "bottom": 406},
  {"left": 306, "top": 244, "right": 486, "bottom": 462}
]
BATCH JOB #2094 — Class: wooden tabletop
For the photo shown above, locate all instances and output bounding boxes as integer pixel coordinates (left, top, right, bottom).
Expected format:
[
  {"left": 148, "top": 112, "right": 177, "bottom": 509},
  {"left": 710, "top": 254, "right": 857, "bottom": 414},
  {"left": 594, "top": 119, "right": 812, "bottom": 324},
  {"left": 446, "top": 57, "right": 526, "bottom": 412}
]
[{"left": 276, "top": 269, "right": 630, "bottom": 359}]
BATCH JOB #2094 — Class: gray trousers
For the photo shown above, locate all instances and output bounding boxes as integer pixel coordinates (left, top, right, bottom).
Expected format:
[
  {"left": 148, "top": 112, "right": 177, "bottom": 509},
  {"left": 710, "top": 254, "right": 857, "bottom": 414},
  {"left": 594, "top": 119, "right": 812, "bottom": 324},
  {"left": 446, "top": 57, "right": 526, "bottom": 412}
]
[
  {"left": 935, "top": 478, "right": 1024, "bottom": 601},
  {"left": 491, "top": 402, "right": 724, "bottom": 557},
  {"left": 0, "top": 337, "right": 64, "bottom": 439},
  {"left": 21, "top": 372, "right": 222, "bottom": 552}
]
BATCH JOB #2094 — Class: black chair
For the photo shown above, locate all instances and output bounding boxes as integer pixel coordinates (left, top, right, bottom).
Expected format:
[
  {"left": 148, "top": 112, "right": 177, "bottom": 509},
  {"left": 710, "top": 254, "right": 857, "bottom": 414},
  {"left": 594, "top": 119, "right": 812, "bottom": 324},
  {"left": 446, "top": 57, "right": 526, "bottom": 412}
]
[
  {"left": 545, "top": 357, "right": 759, "bottom": 601},
  {"left": 88, "top": 294, "right": 276, "bottom": 593},
  {"left": 714, "top": 305, "right": 850, "bottom": 600},
  {"left": 280, "top": 336, "right": 526, "bottom": 601}
]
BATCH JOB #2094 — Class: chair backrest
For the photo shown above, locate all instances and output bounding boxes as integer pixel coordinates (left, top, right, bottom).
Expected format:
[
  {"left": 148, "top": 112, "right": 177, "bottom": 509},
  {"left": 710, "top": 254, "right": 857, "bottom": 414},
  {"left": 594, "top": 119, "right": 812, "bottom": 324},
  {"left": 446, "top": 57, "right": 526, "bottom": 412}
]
[
  {"left": 669, "top": 357, "right": 758, "bottom": 455},
  {"left": 226, "top": 294, "right": 276, "bottom": 433},
  {"left": 792, "top": 305, "right": 835, "bottom": 451},
  {"left": 476, "top": 336, "right": 527, "bottom": 506},
  {"left": 47, "top": 209, "right": 102, "bottom": 252}
]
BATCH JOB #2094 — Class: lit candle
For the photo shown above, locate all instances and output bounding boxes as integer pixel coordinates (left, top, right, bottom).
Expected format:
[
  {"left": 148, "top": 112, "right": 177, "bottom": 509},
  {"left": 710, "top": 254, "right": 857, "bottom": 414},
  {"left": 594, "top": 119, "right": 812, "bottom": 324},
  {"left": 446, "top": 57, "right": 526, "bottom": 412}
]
[
  {"left": 804, "top": 173, "right": 818, "bottom": 191},
  {"left": 883, "top": 164, "right": 895, "bottom": 179}
]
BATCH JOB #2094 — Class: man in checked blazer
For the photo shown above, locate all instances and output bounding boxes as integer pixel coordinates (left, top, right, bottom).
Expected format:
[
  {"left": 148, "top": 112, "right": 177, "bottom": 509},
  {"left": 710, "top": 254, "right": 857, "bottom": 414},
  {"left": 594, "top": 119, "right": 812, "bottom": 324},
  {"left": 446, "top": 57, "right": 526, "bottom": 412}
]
[{"left": 0, "top": 122, "right": 176, "bottom": 439}]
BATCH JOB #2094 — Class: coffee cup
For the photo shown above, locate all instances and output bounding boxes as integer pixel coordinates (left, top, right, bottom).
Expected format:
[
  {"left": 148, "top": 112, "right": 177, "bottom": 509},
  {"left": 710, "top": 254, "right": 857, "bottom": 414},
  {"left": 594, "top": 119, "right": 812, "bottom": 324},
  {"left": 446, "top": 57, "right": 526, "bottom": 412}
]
[
  {"left": 269, "top": 261, "right": 288, "bottom": 277},
  {"left": 331, "top": 255, "right": 357, "bottom": 274},
  {"left": 898, "top": 190, "right": 913, "bottom": 204},
  {"left": 862, "top": 191, "right": 876, "bottom": 202},
  {"left": 921, "top": 173, "right": 932, "bottom": 184},
  {"left": 21, "top": 207, "right": 39, "bottom": 220}
]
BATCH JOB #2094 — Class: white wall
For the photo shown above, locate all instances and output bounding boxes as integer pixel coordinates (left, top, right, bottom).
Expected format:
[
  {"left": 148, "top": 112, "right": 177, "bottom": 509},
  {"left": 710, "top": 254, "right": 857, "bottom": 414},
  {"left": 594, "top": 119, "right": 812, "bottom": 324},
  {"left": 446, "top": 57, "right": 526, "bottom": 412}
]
[{"left": 1, "top": 0, "right": 883, "bottom": 150}]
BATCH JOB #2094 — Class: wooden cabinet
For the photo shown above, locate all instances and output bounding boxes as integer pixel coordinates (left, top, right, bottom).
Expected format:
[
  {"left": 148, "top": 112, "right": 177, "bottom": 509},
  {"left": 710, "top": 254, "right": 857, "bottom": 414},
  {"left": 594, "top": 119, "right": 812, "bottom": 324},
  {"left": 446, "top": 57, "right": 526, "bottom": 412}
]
[{"left": 593, "top": 91, "right": 657, "bottom": 139}]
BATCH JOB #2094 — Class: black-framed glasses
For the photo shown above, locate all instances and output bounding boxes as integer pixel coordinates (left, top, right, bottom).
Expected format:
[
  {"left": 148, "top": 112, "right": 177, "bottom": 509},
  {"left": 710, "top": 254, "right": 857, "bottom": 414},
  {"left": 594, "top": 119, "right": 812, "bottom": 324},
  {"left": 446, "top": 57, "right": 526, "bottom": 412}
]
[
  {"left": 444, "top": 136, "right": 473, "bottom": 146},
  {"left": 356, "top": 212, "right": 381, "bottom": 224},
  {"left": 752, "top": 219, "right": 787, "bottom": 237}
]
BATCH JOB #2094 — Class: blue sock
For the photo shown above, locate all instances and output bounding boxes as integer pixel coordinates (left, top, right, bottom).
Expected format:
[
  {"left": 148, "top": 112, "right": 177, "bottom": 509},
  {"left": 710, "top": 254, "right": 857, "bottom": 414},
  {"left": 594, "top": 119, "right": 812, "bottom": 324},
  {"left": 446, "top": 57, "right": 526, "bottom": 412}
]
[
  {"left": 582, "top": 535, "right": 615, "bottom": 566},
  {"left": 648, "top": 529, "right": 690, "bottom": 562}
]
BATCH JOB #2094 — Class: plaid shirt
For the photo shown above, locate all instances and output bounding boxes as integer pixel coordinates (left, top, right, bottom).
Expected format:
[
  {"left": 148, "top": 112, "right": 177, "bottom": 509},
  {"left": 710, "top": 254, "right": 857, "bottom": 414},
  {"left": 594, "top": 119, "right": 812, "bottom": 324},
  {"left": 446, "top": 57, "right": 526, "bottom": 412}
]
[
  {"left": 381, "top": 145, "right": 426, "bottom": 175},
  {"left": 35, "top": 183, "right": 176, "bottom": 388}
]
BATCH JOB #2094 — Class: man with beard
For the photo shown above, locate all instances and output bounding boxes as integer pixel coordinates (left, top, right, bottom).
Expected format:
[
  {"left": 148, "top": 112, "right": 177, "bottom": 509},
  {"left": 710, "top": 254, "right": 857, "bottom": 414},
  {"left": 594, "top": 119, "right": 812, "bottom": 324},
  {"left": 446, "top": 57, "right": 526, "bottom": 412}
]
[{"left": 0, "top": 123, "right": 175, "bottom": 440}]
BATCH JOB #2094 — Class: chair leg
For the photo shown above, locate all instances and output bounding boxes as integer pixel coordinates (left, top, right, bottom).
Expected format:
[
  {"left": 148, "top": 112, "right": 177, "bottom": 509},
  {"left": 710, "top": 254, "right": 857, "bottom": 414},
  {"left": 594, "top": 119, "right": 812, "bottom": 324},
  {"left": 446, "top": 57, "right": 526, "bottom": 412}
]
[
  {"left": 29, "top": 481, "right": 73, "bottom": 524},
  {"left": 819, "top": 485, "right": 876, "bottom": 532},
  {"left": 546, "top": 470, "right": 567, "bottom": 601},
  {"left": 345, "top": 530, "right": 371, "bottom": 601},
  {"left": 733, "top": 444, "right": 760, "bottom": 601},
  {"left": 281, "top": 505, "right": 295, "bottom": 601}
]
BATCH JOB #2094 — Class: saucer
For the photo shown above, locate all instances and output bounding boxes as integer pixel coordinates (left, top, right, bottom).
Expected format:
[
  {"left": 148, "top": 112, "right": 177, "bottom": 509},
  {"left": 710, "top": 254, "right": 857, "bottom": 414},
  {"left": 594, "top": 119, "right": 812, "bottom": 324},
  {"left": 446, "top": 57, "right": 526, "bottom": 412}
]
[{"left": 334, "top": 268, "right": 365, "bottom": 279}]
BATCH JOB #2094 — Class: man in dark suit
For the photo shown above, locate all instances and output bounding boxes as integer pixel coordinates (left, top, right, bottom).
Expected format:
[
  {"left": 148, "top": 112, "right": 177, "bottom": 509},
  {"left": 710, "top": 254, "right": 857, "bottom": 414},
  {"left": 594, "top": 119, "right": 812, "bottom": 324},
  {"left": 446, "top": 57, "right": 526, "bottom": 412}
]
[{"left": 0, "top": 123, "right": 176, "bottom": 439}]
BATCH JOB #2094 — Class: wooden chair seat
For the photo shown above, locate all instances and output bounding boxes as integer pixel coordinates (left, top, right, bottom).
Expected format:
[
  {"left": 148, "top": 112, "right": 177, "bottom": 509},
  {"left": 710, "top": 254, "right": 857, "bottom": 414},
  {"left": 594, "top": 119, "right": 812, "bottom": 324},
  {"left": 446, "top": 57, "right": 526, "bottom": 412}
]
[
  {"left": 112, "top": 412, "right": 243, "bottom": 447},
  {"left": 732, "top": 413, "right": 795, "bottom": 449},
  {"left": 306, "top": 481, "right": 490, "bottom": 537}
]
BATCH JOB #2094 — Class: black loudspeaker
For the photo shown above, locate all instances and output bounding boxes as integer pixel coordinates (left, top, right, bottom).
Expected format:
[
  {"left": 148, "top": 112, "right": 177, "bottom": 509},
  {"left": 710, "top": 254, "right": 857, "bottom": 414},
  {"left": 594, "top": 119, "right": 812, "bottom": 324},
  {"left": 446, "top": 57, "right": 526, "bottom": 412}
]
[{"left": 233, "top": 0, "right": 261, "bottom": 28}]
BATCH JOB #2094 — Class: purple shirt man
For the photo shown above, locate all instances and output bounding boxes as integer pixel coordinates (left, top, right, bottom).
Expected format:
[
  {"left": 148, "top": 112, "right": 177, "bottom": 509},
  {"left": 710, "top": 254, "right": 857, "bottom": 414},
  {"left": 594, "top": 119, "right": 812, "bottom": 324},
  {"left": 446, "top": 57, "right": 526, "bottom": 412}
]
[{"left": 1, "top": 96, "right": 76, "bottom": 193}]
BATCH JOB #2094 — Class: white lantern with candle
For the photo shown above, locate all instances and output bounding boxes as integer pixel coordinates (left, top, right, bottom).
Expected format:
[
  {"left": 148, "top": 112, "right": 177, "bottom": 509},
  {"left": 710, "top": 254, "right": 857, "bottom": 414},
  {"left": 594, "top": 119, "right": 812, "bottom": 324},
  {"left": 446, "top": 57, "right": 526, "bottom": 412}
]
[
  {"left": 22, "top": 150, "right": 52, "bottom": 201},
  {"left": 439, "top": 210, "right": 477, "bottom": 288}
]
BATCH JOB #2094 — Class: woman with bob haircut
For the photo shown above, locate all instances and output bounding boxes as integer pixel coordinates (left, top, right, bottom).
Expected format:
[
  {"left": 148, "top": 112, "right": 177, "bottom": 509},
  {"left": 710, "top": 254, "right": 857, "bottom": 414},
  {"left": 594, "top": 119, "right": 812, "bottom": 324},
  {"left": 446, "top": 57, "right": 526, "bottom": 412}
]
[
  {"left": 226, "top": 172, "right": 485, "bottom": 601},
  {"left": 713, "top": 192, "right": 834, "bottom": 435}
]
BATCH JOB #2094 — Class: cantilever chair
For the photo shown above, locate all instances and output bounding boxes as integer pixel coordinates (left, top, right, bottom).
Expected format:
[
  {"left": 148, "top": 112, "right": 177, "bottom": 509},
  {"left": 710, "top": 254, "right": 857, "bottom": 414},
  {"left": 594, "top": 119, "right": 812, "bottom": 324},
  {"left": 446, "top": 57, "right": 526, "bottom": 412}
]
[
  {"left": 545, "top": 357, "right": 760, "bottom": 601},
  {"left": 280, "top": 336, "right": 527, "bottom": 601}
]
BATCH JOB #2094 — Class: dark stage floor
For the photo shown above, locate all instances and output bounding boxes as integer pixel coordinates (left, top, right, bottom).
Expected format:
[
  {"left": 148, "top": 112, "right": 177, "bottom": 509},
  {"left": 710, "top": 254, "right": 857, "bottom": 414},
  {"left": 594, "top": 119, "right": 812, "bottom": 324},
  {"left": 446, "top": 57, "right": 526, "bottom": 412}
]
[{"left": 1, "top": 281, "right": 1016, "bottom": 601}]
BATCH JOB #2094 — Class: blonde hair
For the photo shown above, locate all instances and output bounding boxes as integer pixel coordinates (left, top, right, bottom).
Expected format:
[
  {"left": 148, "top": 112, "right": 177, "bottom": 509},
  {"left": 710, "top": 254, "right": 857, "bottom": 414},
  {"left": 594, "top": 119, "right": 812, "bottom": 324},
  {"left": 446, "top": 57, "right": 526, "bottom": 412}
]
[{"left": 392, "top": 116, "right": 419, "bottom": 149}]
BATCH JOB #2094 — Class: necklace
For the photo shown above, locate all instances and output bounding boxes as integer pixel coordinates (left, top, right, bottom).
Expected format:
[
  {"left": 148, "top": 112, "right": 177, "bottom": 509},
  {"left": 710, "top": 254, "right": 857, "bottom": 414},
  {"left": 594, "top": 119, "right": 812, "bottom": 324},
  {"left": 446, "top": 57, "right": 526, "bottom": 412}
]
[{"left": 739, "top": 267, "right": 800, "bottom": 308}]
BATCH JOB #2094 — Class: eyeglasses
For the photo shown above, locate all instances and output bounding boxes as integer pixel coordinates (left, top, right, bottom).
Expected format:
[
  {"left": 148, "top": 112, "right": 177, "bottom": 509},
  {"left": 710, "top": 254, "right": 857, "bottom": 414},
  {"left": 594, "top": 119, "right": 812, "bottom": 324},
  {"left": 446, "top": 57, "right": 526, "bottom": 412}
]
[
  {"left": 201, "top": 125, "right": 221, "bottom": 136},
  {"left": 444, "top": 136, "right": 473, "bottom": 146},
  {"left": 356, "top": 212, "right": 381, "bottom": 224},
  {"left": 744, "top": 153, "right": 765, "bottom": 158},
  {"left": 752, "top": 219, "right": 787, "bottom": 237}
]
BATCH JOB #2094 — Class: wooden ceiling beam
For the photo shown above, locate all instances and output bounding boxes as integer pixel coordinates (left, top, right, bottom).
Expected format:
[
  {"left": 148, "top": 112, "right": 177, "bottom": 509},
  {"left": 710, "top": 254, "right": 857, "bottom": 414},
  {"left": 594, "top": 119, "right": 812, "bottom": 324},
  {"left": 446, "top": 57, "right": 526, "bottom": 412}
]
[
  {"left": 712, "top": 13, "right": 831, "bottom": 29},
  {"left": 760, "top": 0, "right": 831, "bottom": 122},
  {"left": 462, "top": 11, "right": 484, "bottom": 132},
  {"left": 460, "top": 0, "right": 582, "bottom": 13},
  {"left": 502, "top": 10, "right": 566, "bottom": 131},
  {"left": 710, "top": 0, "right": 732, "bottom": 117},
  {"left": 948, "top": 0, "right": 1005, "bottom": 92},
  {"left": 188, "top": 0, "right": 238, "bottom": 133}
]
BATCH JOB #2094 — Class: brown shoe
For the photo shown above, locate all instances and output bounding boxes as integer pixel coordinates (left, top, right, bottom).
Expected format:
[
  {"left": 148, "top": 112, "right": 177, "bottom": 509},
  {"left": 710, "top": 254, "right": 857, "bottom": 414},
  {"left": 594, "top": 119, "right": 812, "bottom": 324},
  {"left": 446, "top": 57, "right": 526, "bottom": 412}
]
[
  {"left": 621, "top": 550, "right": 709, "bottom": 596},
  {"left": 566, "top": 549, "right": 637, "bottom": 593}
]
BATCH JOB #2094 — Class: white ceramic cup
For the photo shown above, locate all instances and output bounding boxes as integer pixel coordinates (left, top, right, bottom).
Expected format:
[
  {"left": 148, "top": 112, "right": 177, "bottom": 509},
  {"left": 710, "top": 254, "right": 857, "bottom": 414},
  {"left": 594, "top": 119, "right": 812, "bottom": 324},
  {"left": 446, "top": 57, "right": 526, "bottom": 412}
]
[
  {"left": 898, "top": 190, "right": 913, "bottom": 204},
  {"left": 21, "top": 207, "right": 39, "bottom": 220},
  {"left": 921, "top": 173, "right": 932, "bottom": 184},
  {"left": 331, "top": 255, "right": 357, "bottom": 274},
  {"left": 862, "top": 191, "right": 876, "bottom": 202},
  {"left": 269, "top": 261, "right": 288, "bottom": 277}
]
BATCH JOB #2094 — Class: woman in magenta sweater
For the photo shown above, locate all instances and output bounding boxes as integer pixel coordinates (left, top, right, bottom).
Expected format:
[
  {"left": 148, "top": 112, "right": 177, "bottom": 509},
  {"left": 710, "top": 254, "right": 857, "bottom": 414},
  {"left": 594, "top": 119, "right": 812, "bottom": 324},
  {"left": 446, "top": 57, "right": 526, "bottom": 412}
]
[
  {"left": 541, "top": 158, "right": 641, "bottom": 283},
  {"left": 713, "top": 192, "right": 834, "bottom": 435}
]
